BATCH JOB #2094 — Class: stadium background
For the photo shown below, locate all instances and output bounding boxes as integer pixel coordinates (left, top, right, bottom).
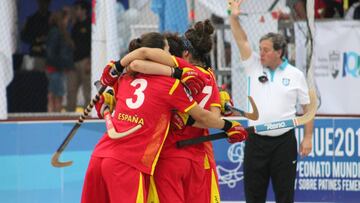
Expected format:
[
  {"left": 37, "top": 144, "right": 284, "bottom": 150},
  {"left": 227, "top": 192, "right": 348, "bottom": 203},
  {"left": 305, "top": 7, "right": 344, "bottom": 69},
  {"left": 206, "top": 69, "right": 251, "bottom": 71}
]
[{"left": 0, "top": 0, "right": 360, "bottom": 202}]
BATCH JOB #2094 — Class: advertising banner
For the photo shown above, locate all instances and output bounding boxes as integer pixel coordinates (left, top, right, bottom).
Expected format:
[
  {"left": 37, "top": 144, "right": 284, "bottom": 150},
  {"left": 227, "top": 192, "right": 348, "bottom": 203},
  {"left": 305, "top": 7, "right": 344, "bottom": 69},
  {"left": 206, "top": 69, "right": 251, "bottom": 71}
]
[
  {"left": 1, "top": 118, "right": 359, "bottom": 202},
  {"left": 213, "top": 118, "right": 360, "bottom": 202},
  {"left": 295, "top": 21, "right": 360, "bottom": 115}
]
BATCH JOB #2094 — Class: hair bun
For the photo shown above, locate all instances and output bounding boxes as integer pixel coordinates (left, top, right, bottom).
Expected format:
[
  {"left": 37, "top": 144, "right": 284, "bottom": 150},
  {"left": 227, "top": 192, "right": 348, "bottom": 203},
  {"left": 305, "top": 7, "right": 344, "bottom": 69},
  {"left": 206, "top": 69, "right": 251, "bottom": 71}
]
[
  {"left": 184, "top": 19, "right": 214, "bottom": 57},
  {"left": 203, "top": 19, "right": 214, "bottom": 35}
]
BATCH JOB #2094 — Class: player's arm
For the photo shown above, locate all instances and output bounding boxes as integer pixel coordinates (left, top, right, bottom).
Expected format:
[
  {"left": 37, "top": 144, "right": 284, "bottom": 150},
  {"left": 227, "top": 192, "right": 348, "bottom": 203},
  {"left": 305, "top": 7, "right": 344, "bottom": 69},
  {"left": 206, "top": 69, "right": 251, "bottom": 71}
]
[
  {"left": 121, "top": 47, "right": 176, "bottom": 67},
  {"left": 191, "top": 106, "right": 221, "bottom": 128},
  {"left": 187, "top": 105, "right": 225, "bottom": 129},
  {"left": 128, "top": 58, "right": 208, "bottom": 96},
  {"left": 172, "top": 83, "right": 248, "bottom": 143},
  {"left": 187, "top": 104, "right": 248, "bottom": 143},
  {"left": 178, "top": 80, "right": 222, "bottom": 128},
  {"left": 172, "top": 105, "right": 248, "bottom": 143},
  {"left": 209, "top": 106, "right": 221, "bottom": 116},
  {"left": 101, "top": 48, "right": 174, "bottom": 86},
  {"left": 228, "top": 0, "right": 252, "bottom": 60},
  {"left": 128, "top": 60, "right": 173, "bottom": 76}
]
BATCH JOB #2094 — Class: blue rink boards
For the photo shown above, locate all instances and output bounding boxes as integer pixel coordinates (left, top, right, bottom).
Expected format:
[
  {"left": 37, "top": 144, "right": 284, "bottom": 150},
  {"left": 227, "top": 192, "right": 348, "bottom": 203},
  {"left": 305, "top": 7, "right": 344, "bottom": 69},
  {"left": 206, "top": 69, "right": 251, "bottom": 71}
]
[{"left": 0, "top": 118, "right": 359, "bottom": 203}]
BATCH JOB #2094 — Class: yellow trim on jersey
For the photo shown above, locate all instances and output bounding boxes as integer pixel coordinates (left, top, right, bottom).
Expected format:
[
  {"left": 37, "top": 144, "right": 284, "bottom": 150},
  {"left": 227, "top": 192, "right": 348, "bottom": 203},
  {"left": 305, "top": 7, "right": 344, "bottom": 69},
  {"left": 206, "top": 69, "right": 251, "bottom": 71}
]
[
  {"left": 211, "top": 103, "right": 221, "bottom": 108},
  {"left": 171, "top": 55, "right": 179, "bottom": 67},
  {"left": 207, "top": 67, "right": 216, "bottom": 77},
  {"left": 184, "top": 102, "right": 197, "bottom": 113},
  {"left": 150, "top": 123, "right": 171, "bottom": 175},
  {"left": 169, "top": 79, "right": 180, "bottom": 95},
  {"left": 195, "top": 66, "right": 211, "bottom": 75},
  {"left": 181, "top": 67, "right": 197, "bottom": 82},
  {"left": 204, "top": 154, "right": 210, "bottom": 169},
  {"left": 136, "top": 172, "right": 145, "bottom": 203},
  {"left": 211, "top": 169, "right": 221, "bottom": 203},
  {"left": 147, "top": 176, "right": 160, "bottom": 203}
]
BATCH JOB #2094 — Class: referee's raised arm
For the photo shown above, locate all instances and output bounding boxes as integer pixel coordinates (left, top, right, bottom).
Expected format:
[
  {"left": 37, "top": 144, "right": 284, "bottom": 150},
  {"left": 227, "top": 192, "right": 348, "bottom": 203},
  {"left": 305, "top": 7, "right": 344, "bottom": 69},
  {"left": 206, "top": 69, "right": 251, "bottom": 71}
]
[{"left": 228, "top": 0, "right": 251, "bottom": 60}]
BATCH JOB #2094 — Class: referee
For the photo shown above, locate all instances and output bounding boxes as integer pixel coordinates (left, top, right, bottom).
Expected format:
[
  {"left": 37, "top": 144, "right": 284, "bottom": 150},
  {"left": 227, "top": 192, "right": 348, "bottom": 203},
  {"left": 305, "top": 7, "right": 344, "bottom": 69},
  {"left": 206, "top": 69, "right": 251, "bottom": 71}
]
[{"left": 228, "top": 1, "right": 314, "bottom": 202}]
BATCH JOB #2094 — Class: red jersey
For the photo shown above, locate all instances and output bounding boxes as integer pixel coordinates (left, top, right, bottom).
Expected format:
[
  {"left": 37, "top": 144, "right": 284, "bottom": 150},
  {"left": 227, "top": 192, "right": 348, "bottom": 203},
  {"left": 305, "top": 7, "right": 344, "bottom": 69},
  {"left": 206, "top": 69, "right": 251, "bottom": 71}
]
[
  {"left": 160, "top": 57, "right": 221, "bottom": 163},
  {"left": 92, "top": 73, "right": 196, "bottom": 175}
]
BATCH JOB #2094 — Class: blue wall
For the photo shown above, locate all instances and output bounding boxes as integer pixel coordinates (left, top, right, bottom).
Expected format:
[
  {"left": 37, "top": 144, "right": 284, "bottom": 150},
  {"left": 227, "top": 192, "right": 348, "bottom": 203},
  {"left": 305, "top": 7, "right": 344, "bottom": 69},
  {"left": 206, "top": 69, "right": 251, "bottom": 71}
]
[
  {"left": 1, "top": 118, "right": 360, "bottom": 202},
  {"left": 0, "top": 121, "right": 105, "bottom": 203}
]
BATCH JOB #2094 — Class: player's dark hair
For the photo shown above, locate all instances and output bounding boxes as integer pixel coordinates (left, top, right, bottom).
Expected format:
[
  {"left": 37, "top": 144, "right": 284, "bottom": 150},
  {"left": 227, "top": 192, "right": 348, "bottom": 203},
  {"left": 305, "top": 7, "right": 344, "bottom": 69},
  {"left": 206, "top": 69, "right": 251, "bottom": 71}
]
[
  {"left": 260, "top": 32, "right": 287, "bottom": 58},
  {"left": 163, "top": 32, "right": 185, "bottom": 57},
  {"left": 128, "top": 32, "right": 166, "bottom": 52},
  {"left": 184, "top": 19, "right": 214, "bottom": 68}
]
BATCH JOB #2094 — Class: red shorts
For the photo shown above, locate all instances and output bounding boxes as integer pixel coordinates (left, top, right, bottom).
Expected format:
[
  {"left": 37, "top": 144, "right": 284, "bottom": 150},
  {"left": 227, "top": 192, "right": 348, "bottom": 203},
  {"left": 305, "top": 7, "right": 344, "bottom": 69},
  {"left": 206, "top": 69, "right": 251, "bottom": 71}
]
[
  {"left": 150, "top": 157, "right": 208, "bottom": 203},
  {"left": 81, "top": 156, "right": 148, "bottom": 203}
]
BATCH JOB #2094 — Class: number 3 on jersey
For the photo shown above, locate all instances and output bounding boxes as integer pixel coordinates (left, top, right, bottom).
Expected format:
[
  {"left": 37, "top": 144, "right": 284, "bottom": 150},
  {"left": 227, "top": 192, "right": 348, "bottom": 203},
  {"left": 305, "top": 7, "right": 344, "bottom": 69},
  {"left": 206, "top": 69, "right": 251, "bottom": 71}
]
[{"left": 126, "top": 79, "right": 148, "bottom": 109}]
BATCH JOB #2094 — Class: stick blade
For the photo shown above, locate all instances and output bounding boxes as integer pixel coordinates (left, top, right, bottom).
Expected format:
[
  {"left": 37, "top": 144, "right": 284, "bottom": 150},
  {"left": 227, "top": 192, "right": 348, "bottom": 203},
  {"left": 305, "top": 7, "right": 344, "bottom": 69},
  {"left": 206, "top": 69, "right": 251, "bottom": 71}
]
[
  {"left": 51, "top": 152, "right": 73, "bottom": 168},
  {"left": 296, "top": 89, "right": 317, "bottom": 126},
  {"left": 107, "top": 124, "right": 142, "bottom": 139},
  {"left": 245, "top": 96, "right": 259, "bottom": 120}
]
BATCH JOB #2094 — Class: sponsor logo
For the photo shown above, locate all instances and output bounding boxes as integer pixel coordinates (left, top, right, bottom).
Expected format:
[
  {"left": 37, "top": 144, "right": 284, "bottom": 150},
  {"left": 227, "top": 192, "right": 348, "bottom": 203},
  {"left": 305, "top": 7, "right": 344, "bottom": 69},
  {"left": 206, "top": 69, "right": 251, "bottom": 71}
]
[
  {"left": 217, "top": 143, "right": 245, "bottom": 188},
  {"left": 315, "top": 50, "right": 360, "bottom": 79},
  {"left": 342, "top": 51, "right": 360, "bottom": 78},
  {"left": 329, "top": 50, "right": 341, "bottom": 78},
  {"left": 264, "top": 121, "right": 286, "bottom": 130}
]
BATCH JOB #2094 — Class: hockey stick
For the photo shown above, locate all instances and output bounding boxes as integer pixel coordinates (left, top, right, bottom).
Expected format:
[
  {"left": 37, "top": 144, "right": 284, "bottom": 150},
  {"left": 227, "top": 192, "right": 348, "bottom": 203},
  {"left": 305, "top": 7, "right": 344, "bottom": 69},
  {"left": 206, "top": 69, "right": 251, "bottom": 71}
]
[
  {"left": 177, "top": 89, "right": 317, "bottom": 148},
  {"left": 51, "top": 85, "right": 107, "bottom": 167},
  {"left": 103, "top": 110, "right": 142, "bottom": 139},
  {"left": 227, "top": 96, "right": 259, "bottom": 120},
  {"left": 94, "top": 81, "right": 142, "bottom": 139},
  {"left": 51, "top": 63, "right": 126, "bottom": 167}
]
